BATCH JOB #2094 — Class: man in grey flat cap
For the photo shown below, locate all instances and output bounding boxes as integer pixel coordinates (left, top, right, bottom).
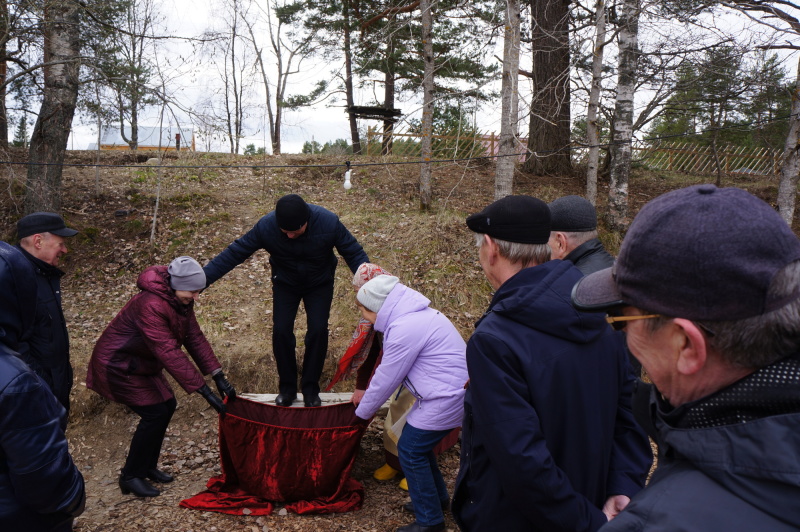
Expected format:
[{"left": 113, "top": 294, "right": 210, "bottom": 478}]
[
  {"left": 572, "top": 184, "right": 800, "bottom": 531},
  {"left": 548, "top": 195, "right": 614, "bottom": 276},
  {"left": 16, "top": 212, "right": 78, "bottom": 414}
]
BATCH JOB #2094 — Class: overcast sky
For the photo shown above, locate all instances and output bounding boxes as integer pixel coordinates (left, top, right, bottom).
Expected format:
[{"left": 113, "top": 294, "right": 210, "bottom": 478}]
[{"left": 65, "top": 0, "right": 798, "bottom": 154}]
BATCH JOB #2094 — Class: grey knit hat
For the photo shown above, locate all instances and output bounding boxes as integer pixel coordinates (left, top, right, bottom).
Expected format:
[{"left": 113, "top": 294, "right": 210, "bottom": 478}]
[
  {"left": 357, "top": 275, "right": 400, "bottom": 313},
  {"left": 168, "top": 256, "right": 206, "bottom": 291},
  {"left": 548, "top": 195, "right": 597, "bottom": 232}
]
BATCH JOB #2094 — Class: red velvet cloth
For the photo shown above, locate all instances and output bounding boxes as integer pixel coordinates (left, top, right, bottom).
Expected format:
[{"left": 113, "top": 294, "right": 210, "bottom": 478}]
[{"left": 180, "top": 397, "right": 367, "bottom": 515}]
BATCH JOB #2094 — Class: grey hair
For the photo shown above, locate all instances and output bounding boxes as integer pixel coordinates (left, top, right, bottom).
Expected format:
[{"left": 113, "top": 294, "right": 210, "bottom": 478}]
[
  {"left": 559, "top": 230, "right": 598, "bottom": 247},
  {"left": 646, "top": 260, "right": 800, "bottom": 369},
  {"left": 474, "top": 232, "right": 551, "bottom": 268}
]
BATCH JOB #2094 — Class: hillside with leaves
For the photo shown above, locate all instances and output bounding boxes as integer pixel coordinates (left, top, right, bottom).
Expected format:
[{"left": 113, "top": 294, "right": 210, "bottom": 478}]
[{"left": 0, "top": 148, "right": 788, "bottom": 530}]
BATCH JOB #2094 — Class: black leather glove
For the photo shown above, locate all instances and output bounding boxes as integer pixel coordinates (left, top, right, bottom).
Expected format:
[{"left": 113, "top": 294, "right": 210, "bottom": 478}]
[
  {"left": 198, "top": 385, "right": 226, "bottom": 416},
  {"left": 213, "top": 371, "right": 237, "bottom": 401}
]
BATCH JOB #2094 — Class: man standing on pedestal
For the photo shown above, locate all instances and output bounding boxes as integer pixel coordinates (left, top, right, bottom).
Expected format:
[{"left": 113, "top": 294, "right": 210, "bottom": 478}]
[{"left": 203, "top": 194, "right": 369, "bottom": 407}]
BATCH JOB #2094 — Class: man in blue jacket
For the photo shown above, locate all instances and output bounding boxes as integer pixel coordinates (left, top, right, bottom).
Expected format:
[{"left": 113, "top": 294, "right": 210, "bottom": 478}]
[
  {"left": 0, "top": 241, "right": 85, "bottom": 531},
  {"left": 452, "top": 195, "right": 651, "bottom": 532},
  {"left": 204, "top": 194, "right": 369, "bottom": 407},
  {"left": 572, "top": 185, "right": 800, "bottom": 531}
]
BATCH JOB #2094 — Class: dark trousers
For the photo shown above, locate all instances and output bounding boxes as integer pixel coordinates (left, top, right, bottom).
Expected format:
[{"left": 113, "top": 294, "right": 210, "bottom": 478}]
[
  {"left": 272, "top": 280, "right": 333, "bottom": 397},
  {"left": 121, "top": 397, "right": 177, "bottom": 479}
]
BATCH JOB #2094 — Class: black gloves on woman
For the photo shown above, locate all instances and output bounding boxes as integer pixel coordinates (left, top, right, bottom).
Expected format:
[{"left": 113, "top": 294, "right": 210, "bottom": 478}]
[
  {"left": 213, "top": 371, "right": 237, "bottom": 401},
  {"left": 198, "top": 385, "right": 226, "bottom": 415}
]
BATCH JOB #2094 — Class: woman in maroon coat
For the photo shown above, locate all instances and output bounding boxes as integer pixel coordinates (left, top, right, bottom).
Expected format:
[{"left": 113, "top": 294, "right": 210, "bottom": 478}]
[{"left": 87, "top": 257, "right": 236, "bottom": 498}]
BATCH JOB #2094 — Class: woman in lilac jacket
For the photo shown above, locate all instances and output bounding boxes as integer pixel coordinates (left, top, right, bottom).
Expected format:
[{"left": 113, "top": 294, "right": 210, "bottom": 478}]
[{"left": 354, "top": 275, "right": 467, "bottom": 532}]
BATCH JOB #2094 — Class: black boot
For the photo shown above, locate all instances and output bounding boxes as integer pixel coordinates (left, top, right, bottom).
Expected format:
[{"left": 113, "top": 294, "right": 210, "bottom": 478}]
[
  {"left": 146, "top": 468, "right": 174, "bottom": 483},
  {"left": 304, "top": 393, "right": 322, "bottom": 407},
  {"left": 119, "top": 476, "right": 160, "bottom": 497},
  {"left": 275, "top": 393, "right": 296, "bottom": 407}
]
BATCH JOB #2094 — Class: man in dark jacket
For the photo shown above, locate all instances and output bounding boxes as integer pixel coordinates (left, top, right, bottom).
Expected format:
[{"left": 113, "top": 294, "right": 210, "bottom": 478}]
[
  {"left": 572, "top": 185, "right": 800, "bottom": 531},
  {"left": 452, "top": 195, "right": 651, "bottom": 532},
  {"left": 548, "top": 195, "right": 643, "bottom": 377},
  {"left": 204, "top": 194, "right": 369, "bottom": 407},
  {"left": 0, "top": 241, "right": 85, "bottom": 531},
  {"left": 548, "top": 195, "right": 614, "bottom": 275},
  {"left": 16, "top": 212, "right": 78, "bottom": 415}
]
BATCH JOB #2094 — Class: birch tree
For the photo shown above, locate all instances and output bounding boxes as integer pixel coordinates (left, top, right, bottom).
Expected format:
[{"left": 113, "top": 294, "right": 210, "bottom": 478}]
[
  {"left": 585, "top": 0, "right": 606, "bottom": 204},
  {"left": 606, "top": 0, "right": 640, "bottom": 231},
  {"left": 778, "top": 57, "right": 800, "bottom": 225},
  {"left": 419, "top": 0, "right": 434, "bottom": 209},
  {"left": 495, "top": 0, "right": 521, "bottom": 199},
  {"left": 25, "top": 0, "right": 80, "bottom": 213}
]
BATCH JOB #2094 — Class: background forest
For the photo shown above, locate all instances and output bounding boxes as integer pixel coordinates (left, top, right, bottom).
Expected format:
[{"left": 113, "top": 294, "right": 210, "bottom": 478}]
[{"left": 3, "top": 0, "right": 800, "bottom": 227}]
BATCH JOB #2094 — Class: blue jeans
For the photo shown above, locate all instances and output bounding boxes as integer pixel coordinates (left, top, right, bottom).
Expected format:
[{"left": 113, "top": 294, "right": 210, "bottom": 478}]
[{"left": 397, "top": 422, "right": 451, "bottom": 527}]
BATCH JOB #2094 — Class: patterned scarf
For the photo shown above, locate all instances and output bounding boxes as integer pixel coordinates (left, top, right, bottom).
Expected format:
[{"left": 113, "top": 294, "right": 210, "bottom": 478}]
[{"left": 325, "top": 263, "right": 389, "bottom": 390}]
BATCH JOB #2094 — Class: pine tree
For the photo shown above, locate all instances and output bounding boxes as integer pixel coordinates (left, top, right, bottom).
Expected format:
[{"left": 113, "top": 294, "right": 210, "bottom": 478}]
[{"left": 12, "top": 117, "right": 28, "bottom": 148}]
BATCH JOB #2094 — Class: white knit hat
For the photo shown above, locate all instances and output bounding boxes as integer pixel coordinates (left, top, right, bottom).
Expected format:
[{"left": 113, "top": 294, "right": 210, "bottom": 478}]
[{"left": 357, "top": 275, "right": 400, "bottom": 313}]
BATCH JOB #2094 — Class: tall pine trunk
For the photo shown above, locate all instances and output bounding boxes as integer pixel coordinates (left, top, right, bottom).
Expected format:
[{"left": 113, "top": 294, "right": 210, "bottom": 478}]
[
  {"left": 25, "top": 0, "right": 80, "bottom": 213},
  {"left": 523, "top": 0, "right": 571, "bottom": 176},
  {"left": 777, "top": 55, "right": 800, "bottom": 226},
  {"left": 606, "top": 0, "right": 639, "bottom": 231},
  {"left": 495, "top": 0, "right": 521, "bottom": 199},
  {"left": 419, "top": 0, "right": 434, "bottom": 209}
]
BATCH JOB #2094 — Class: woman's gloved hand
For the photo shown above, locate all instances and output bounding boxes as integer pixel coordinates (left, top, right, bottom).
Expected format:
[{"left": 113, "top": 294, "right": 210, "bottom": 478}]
[
  {"left": 213, "top": 371, "right": 237, "bottom": 401},
  {"left": 198, "top": 385, "right": 226, "bottom": 416}
]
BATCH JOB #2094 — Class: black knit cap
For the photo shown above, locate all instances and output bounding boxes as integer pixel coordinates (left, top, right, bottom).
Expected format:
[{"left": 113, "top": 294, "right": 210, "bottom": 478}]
[
  {"left": 548, "top": 195, "right": 597, "bottom": 232},
  {"left": 466, "top": 195, "right": 551, "bottom": 244},
  {"left": 275, "top": 194, "right": 310, "bottom": 231}
]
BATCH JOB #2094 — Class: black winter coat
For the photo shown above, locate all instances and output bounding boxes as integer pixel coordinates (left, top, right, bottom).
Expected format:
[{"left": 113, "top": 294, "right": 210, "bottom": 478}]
[
  {"left": 16, "top": 246, "right": 72, "bottom": 413},
  {"left": 0, "top": 242, "right": 84, "bottom": 531},
  {"left": 203, "top": 204, "right": 368, "bottom": 289},
  {"left": 452, "top": 261, "right": 652, "bottom": 532},
  {"left": 564, "top": 238, "right": 615, "bottom": 276},
  {"left": 602, "top": 358, "right": 800, "bottom": 532}
]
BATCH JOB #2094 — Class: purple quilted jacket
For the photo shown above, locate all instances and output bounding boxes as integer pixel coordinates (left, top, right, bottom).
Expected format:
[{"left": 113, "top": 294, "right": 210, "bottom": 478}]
[{"left": 87, "top": 266, "right": 221, "bottom": 406}]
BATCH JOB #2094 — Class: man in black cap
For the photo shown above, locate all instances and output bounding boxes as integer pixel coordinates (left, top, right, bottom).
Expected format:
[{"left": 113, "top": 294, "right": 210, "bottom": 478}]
[
  {"left": 572, "top": 185, "right": 800, "bottom": 530},
  {"left": 16, "top": 211, "right": 79, "bottom": 414},
  {"left": 452, "top": 195, "right": 650, "bottom": 531},
  {"left": 548, "top": 195, "right": 614, "bottom": 276},
  {"left": 203, "top": 194, "right": 369, "bottom": 407}
]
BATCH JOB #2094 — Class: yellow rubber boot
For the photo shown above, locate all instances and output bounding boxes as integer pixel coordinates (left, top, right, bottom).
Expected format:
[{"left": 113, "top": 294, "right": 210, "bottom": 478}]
[
  {"left": 398, "top": 477, "right": 408, "bottom": 491},
  {"left": 373, "top": 463, "right": 399, "bottom": 481}
]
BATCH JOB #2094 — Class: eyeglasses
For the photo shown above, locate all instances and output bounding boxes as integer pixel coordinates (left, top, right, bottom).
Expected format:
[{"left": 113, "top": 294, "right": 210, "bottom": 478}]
[{"left": 605, "top": 313, "right": 662, "bottom": 331}]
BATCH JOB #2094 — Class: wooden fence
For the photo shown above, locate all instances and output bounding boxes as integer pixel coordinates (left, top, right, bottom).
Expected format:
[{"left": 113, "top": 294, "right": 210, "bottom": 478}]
[{"left": 365, "top": 127, "right": 782, "bottom": 176}]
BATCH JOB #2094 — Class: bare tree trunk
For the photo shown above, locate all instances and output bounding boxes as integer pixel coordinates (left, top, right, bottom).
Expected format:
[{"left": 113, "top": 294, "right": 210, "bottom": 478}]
[
  {"left": 606, "top": 0, "right": 639, "bottom": 232},
  {"left": 343, "top": 0, "right": 361, "bottom": 154},
  {"left": 245, "top": 18, "right": 276, "bottom": 154},
  {"left": 382, "top": 37, "right": 395, "bottom": 156},
  {"left": 523, "top": 0, "right": 572, "bottom": 176},
  {"left": 495, "top": 0, "right": 521, "bottom": 200},
  {"left": 585, "top": 0, "right": 606, "bottom": 205},
  {"left": 0, "top": 0, "right": 8, "bottom": 150},
  {"left": 777, "top": 56, "right": 800, "bottom": 226},
  {"left": 25, "top": 0, "right": 80, "bottom": 213},
  {"left": 419, "top": 0, "right": 434, "bottom": 209}
]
